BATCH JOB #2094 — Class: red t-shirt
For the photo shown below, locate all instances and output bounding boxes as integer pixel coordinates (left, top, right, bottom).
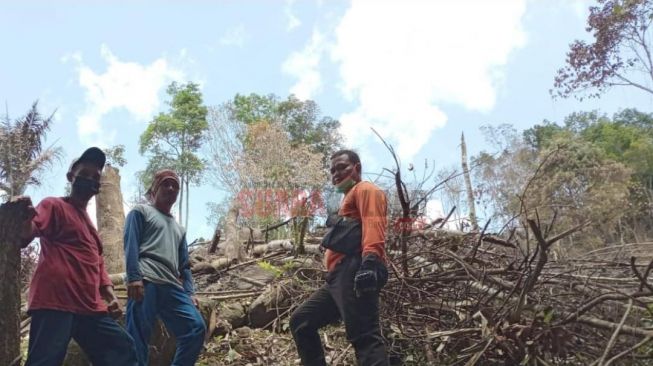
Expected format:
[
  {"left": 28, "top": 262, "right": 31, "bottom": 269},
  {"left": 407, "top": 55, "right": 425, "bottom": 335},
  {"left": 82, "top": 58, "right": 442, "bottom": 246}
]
[{"left": 28, "top": 197, "right": 112, "bottom": 314}]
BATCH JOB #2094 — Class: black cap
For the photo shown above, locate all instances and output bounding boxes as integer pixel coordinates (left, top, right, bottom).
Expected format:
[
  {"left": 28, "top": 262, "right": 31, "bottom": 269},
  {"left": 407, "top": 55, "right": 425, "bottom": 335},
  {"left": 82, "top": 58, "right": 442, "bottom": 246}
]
[{"left": 68, "top": 147, "right": 106, "bottom": 174}]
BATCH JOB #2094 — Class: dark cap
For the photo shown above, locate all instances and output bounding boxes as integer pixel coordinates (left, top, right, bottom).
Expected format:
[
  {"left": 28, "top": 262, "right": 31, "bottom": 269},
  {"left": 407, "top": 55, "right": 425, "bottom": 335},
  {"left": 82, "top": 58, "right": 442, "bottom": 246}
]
[{"left": 68, "top": 147, "right": 106, "bottom": 174}]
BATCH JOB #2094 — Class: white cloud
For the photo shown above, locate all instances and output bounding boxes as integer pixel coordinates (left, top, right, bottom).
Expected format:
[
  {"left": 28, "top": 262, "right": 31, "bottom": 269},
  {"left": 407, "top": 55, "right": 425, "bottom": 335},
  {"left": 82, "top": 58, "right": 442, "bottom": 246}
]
[
  {"left": 65, "top": 44, "right": 185, "bottom": 145},
  {"left": 219, "top": 25, "right": 248, "bottom": 47},
  {"left": 330, "top": 0, "right": 527, "bottom": 161},
  {"left": 283, "top": 0, "right": 527, "bottom": 163},
  {"left": 285, "top": 0, "right": 301, "bottom": 31},
  {"left": 282, "top": 29, "right": 327, "bottom": 99}
]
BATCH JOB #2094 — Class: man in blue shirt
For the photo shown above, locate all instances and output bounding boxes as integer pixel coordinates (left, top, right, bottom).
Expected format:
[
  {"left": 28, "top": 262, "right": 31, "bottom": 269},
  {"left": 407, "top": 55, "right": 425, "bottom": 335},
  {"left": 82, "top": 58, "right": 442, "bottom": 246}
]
[{"left": 123, "top": 169, "right": 205, "bottom": 366}]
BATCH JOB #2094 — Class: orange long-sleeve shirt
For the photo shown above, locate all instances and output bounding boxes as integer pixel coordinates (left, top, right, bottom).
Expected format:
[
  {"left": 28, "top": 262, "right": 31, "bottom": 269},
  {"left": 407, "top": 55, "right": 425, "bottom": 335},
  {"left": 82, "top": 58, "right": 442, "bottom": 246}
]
[{"left": 325, "top": 181, "right": 387, "bottom": 272}]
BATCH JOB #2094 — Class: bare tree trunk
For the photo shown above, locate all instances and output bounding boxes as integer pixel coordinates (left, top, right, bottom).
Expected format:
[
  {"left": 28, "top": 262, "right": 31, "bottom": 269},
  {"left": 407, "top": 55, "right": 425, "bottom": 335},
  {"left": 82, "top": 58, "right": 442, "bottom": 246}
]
[
  {"left": 223, "top": 201, "right": 244, "bottom": 263},
  {"left": 461, "top": 133, "right": 478, "bottom": 231},
  {"left": 0, "top": 200, "right": 27, "bottom": 366},
  {"left": 95, "top": 165, "right": 126, "bottom": 274},
  {"left": 292, "top": 217, "right": 309, "bottom": 255},
  {"left": 208, "top": 228, "right": 221, "bottom": 254},
  {"left": 178, "top": 176, "right": 184, "bottom": 225},
  {"left": 185, "top": 178, "right": 189, "bottom": 229}
]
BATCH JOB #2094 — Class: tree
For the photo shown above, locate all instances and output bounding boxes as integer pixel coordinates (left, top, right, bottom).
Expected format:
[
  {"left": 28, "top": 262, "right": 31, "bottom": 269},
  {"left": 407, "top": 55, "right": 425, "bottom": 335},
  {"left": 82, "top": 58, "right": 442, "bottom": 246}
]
[
  {"left": 139, "top": 82, "right": 208, "bottom": 228},
  {"left": 535, "top": 110, "right": 653, "bottom": 240},
  {"left": 104, "top": 144, "right": 127, "bottom": 167},
  {"left": 473, "top": 124, "right": 537, "bottom": 226},
  {"left": 554, "top": 0, "right": 653, "bottom": 99},
  {"left": 0, "top": 102, "right": 61, "bottom": 366},
  {"left": 228, "top": 93, "right": 341, "bottom": 166},
  {"left": 236, "top": 121, "right": 327, "bottom": 249},
  {"left": 206, "top": 93, "right": 341, "bottom": 229},
  {"left": 0, "top": 102, "right": 62, "bottom": 198}
]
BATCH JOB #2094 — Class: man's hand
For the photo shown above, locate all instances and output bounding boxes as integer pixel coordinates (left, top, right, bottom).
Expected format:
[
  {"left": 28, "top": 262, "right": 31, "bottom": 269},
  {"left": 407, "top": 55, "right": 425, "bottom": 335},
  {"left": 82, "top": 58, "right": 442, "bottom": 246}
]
[
  {"left": 107, "top": 298, "right": 123, "bottom": 319},
  {"left": 11, "top": 196, "right": 37, "bottom": 221},
  {"left": 100, "top": 285, "right": 123, "bottom": 319},
  {"left": 354, "top": 253, "right": 384, "bottom": 298},
  {"left": 354, "top": 268, "right": 378, "bottom": 298},
  {"left": 127, "top": 280, "right": 145, "bottom": 302},
  {"left": 191, "top": 295, "right": 200, "bottom": 308},
  {"left": 11, "top": 196, "right": 37, "bottom": 243}
]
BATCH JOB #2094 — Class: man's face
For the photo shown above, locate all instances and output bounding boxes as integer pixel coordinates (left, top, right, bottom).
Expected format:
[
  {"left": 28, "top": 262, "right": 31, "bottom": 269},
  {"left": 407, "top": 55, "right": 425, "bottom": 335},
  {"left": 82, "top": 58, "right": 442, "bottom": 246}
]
[
  {"left": 67, "top": 161, "right": 102, "bottom": 198},
  {"left": 330, "top": 154, "right": 361, "bottom": 186},
  {"left": 153, "top": 178, "right": 180, "bottom": 206}
]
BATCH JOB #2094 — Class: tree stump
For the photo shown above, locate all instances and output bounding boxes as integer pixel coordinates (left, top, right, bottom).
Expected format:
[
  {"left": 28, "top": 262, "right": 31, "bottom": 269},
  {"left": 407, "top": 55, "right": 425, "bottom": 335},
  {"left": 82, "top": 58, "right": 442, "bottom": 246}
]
[
  {"left": 0, "top": 199, "right": 29, "bottom": 366},
  {"left": 95, "top": 165, "right": 126, "bottom": 274}
]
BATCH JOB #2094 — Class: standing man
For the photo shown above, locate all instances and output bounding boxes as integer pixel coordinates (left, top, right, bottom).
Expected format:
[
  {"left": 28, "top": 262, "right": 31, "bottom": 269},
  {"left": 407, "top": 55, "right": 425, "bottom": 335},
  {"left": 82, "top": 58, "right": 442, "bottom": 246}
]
[
  {"left": 124, "top": 169, "right": 205, "bottom": 366},
  {"left": 290, "top": 149, "right": 389, "bottom": 366},
  {"left": 18, "top": 147, "right": 137, "bottom": 366}
]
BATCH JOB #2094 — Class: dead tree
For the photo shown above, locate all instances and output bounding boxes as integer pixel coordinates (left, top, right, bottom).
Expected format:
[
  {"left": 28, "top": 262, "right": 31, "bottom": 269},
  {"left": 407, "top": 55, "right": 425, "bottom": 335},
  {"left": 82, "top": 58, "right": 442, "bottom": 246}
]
[
  {"left": 0, "top": 199, "right": 29, "bottom": 366},
  {"left": 461, "top": 132, "right": 478, "bottom": 231},
  {"left": 95, "top": 165, "right": 126, "bottom": 273},
  {"left": 208, "top": 228, "right": 221, "bottom": 254},
  {"left": 223, "top": 201, "right": 245, "bottom": 263}
]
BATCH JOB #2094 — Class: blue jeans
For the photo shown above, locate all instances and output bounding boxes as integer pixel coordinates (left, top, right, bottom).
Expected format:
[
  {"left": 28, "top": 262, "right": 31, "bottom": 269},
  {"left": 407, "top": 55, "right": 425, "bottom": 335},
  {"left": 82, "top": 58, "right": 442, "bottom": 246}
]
[
  {"left": 126, "top": 281, "right": 206, "bottom": 366},
  {"left": 25, "top": 309, "right": 137, "bottom": 366}
]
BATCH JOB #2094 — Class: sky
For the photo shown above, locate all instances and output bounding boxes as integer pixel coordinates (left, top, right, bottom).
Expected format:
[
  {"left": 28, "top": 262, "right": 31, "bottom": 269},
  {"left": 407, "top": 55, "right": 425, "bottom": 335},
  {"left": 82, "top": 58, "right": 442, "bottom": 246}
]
[{"left": 2, "top": 0, "right": 653, "bottom": 240}]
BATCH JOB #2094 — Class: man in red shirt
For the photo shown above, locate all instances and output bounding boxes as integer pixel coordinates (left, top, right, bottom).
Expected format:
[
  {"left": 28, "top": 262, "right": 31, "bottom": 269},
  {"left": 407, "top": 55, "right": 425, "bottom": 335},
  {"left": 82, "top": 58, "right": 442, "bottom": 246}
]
[
  {"left": 290, "top": 149, "right": 389, "bottom": 366},
  {"left": 17, "top": 147, "right": 137, "bottom": 366}
]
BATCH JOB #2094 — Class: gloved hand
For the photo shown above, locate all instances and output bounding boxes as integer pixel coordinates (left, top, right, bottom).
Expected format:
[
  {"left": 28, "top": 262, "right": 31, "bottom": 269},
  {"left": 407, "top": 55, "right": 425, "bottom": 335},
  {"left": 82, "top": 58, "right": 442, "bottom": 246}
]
[{"left": 354, "top": 253, "right": 381, "bottom": 298}]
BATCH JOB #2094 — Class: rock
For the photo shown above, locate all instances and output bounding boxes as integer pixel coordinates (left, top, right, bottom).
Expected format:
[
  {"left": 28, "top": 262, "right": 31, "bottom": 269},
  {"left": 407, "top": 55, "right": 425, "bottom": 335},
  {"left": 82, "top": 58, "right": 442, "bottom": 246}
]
[
  {"left": 219, "top": 302, "right": 248, "bottom": 329},
  {"left": 248, "top": 282, "right": 292, "bottom": 328},
  {"left": 147, "top": 320, "right": 177, "bottom": 366},
  {"left": 233, "top": 326, "right": 252, "bottom": 339},
  {"left": 214, "top": 318, "right": 232, "bottom": 337},
  {"left": 63, "top": 340, "right": 90, "bottom": 366}
]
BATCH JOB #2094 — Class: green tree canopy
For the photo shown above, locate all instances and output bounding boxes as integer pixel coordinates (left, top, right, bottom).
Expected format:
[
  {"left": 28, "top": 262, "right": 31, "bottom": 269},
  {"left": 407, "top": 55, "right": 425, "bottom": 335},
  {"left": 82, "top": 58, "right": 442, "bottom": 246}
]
[{"left": 139, "top": 82, "right": 208, "bottom": 226}]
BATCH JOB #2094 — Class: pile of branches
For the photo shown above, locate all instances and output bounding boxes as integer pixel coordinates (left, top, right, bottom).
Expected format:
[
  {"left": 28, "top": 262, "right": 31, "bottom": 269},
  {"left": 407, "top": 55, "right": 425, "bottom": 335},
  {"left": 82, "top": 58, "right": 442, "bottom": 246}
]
[{"left": 261, "top": 222, "right": 653, "bottom": 365}]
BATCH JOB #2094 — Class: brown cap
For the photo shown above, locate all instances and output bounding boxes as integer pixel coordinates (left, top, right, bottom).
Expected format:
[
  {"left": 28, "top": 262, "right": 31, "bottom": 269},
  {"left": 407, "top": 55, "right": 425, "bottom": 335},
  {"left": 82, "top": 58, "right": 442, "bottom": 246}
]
[{"left": 147, "top": 169, "right": 180, "bottom": 196}]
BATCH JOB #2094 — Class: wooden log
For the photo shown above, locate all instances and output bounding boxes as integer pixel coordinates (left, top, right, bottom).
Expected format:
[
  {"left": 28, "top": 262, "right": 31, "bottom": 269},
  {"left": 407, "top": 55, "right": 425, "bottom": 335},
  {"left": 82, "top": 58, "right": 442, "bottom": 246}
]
[{"left": 251, "top": 239, "right": 293, "bottom": 256}]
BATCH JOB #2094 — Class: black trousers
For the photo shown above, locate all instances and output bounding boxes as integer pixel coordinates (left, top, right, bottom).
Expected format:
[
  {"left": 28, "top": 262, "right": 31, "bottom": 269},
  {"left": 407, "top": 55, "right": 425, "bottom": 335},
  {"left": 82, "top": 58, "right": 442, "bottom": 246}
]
[{"left": 290, "top": 255, "right": 388, "bottom": 366}]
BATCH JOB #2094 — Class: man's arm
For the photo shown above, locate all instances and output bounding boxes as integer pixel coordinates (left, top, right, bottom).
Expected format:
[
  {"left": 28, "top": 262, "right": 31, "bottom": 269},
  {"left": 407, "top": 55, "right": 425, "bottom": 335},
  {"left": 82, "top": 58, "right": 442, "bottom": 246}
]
[
  {"left": 124, "top": 210, "right": 145, "bottom": 283},
  {"left": 357, "top": 185, "right": 388, "bottom": 259},
  {"left": 178, "top": 234, "right": 195, "bottom": 295}
]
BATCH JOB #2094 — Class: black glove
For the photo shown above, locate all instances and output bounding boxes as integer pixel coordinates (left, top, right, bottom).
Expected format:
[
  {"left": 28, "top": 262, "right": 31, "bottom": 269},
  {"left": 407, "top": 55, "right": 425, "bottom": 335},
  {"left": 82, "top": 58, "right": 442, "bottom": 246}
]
[{"left": 354, "top": 253, "right": 382, "bottom": 298}]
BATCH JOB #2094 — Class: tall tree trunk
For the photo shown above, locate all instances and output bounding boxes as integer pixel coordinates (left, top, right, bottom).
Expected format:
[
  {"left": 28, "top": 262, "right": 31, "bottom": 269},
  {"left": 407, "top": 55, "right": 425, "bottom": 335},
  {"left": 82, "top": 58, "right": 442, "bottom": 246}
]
[
  {"left": 185, "top": 178, "right": 189, "bottom": 229},
  {"left": 0, "top": 200, "right": 28, "bottom": 366},
  {"left": 95, "top": 165, "right": 126, "bottom": 274},
  {"left": 178, "top": 176, "right": 184, "bottom": 225},
  {"left": 461, "top": 133, "right": 479, "bottom": 231}
]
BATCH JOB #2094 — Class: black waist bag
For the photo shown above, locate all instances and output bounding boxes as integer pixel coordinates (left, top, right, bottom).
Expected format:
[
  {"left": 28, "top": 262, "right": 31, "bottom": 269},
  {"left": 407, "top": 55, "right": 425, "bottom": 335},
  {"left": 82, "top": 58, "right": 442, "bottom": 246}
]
[{"left": 321, "top": 216, "right": 362, "bottom": 256}]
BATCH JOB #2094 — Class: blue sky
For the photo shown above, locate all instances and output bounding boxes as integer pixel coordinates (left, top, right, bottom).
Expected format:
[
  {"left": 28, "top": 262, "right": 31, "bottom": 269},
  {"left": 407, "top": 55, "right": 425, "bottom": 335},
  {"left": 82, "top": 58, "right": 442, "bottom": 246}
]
[{"left": 2, "top": 0, "right": 653, "bottom": 240}]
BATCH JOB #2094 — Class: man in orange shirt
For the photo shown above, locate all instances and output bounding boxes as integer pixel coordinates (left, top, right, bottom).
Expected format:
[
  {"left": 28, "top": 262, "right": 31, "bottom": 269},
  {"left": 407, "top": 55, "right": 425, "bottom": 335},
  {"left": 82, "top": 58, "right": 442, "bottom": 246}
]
[{"left": 290, "top": 150, "right": 389, "bottom": 366}]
